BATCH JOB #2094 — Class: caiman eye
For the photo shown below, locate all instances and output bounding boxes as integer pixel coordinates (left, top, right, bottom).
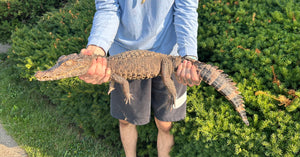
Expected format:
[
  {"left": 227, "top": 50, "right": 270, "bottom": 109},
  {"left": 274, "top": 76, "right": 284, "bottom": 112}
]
[
  {"left": 65, "top": 60, "right": 73, "bottom": 66},
  {"left": 58, "top": 55, "right": 66, "bottom": 61}
]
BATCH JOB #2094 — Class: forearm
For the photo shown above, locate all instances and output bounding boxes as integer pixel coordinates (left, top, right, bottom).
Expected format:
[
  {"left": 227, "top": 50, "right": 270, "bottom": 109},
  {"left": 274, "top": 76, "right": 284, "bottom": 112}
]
[
  {"left": 174, "top": 0, "right": 198, "bottom": 57},
  {"left": 87, "top": 0, "right": 120, "bottom": 53}
]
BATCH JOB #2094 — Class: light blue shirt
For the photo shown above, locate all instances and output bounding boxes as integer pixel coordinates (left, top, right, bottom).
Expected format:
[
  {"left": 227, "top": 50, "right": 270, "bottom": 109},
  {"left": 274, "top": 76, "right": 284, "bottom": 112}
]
[{"left": 87, "top": 0, "right": 198, "bottom": 57}]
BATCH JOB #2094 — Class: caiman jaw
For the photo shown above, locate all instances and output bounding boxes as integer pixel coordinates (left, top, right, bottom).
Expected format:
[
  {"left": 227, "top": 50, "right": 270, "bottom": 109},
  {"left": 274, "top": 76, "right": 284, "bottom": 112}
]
[
  {"left": 35, "top": 71, "right": 48, "bottom": 81},
  {"left": 35, "top": 71, "right": 67, "bottom": 81},
  {"left": 35, "top": 67, "right": 89, "bottom": 81}
]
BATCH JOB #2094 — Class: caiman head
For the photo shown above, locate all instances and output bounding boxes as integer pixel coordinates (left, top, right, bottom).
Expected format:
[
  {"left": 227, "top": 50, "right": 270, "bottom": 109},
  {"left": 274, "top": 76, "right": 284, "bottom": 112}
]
[{"left": 35, "top": 53, "right": 93, "bottom": 81}]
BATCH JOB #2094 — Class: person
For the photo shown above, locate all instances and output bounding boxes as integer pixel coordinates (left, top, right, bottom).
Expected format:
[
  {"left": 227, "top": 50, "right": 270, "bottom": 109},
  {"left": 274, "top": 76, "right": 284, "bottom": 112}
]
[{"left": 79, "top": 0, "right": 199, "bottom": 156}]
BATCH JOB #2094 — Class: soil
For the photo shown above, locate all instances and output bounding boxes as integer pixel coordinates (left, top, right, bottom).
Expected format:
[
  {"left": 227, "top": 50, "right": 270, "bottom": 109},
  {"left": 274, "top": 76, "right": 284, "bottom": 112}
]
[{"left": 0, "top": 145, "right": 27, "bottom": 157}]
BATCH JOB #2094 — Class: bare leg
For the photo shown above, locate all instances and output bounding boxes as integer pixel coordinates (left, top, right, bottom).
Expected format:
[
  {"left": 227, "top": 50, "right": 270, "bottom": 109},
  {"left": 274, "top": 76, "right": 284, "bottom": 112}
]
[
  {"left": 119, "top": 119, "right": 137, "bottom": 157},
  {"left": 155, "top": 117, "right": 174, "bottom": 157}
]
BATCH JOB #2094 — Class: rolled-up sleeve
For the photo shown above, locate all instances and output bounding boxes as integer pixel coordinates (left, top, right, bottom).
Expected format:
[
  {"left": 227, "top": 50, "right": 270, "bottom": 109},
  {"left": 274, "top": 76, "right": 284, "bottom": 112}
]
[
  {"left": 174, "top": 0, "right": 198, "bottom": 57},
  {"left": 87, "top": 0, "right": 120, "bottom": 53}
]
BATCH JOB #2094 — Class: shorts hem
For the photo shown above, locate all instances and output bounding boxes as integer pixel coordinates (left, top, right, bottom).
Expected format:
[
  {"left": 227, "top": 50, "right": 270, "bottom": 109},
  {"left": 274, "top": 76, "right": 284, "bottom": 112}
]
[
  {"left": 155, "top": 113, "right": 186, "bottom": 123},
  {"left": 111, "top": 113, "right": 150, "bottom": 125}
]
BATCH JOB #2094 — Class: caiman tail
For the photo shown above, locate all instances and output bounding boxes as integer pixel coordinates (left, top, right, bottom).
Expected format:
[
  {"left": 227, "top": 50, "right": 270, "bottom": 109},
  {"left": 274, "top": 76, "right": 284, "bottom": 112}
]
[{"left": 194, "top": 61, "right": 249, "bottom": 126}]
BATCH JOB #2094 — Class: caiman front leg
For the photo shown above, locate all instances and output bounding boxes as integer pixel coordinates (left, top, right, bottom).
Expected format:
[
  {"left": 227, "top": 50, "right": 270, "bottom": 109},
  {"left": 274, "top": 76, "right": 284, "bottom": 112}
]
[
  {"left": 108, "top": 81, "right": 115, "bottom": 95},
  {"left": 110, "top": 74, "right": 133, "bottom": 104}
]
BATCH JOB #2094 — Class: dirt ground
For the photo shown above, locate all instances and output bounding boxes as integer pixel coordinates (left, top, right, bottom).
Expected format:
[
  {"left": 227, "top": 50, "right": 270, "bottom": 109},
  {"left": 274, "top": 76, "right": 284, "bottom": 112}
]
[{"left": 0, "top": 145, "right": 27, "bottom": 157}]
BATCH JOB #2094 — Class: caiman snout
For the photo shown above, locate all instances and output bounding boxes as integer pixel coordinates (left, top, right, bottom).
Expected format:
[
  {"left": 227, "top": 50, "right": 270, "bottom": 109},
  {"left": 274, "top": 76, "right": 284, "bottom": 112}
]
[{"left": 34, "top": 71, "right": 51, "bottom": 81}]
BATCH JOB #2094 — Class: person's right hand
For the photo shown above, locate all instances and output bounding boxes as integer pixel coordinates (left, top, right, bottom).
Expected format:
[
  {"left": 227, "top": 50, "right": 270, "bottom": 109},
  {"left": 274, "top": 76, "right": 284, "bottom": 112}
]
[
  {"left": 176, "top": 59, "right": 201, "bottom": 87},
  {"left": 78, "top": 45, "right": 111, "bottom": 85}
]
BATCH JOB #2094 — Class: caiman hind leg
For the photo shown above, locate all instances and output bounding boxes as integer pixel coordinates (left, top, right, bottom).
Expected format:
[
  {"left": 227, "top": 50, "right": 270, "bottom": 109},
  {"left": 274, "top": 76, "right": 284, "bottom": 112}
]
[
  {"left": 110, "top": 74, "right": 133, "bottom": 104},
  {"left": 161, "top": 58, "right": 177, "bottom": 107}
]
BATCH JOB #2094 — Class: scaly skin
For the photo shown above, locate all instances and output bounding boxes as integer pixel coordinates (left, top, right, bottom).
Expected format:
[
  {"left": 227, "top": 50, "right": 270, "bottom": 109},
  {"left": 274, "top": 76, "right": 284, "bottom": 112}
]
[{"left": 35, "top": 50, "right": 249, "bottom": 126}]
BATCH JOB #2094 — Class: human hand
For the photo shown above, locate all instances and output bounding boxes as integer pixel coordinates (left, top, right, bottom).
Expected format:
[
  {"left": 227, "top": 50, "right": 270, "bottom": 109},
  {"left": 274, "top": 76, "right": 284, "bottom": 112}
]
[
  {"left": 176, "top": 60, "right": 200, "bottom": 87},
  {"left": 78, "top": 46, "right": 111, "bottom": 85}
]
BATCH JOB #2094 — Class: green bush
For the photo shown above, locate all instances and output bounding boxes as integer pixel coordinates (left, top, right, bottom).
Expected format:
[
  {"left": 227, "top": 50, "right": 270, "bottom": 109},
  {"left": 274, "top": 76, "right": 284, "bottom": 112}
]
[
  {"left": 8, "top": 0, "right": 124, "bottom": 152},
  {"left": 0, "top": 0, "right": 68, "bottom": 43},
  {"left": 7, "top": 0, "right": 300, "bottom": 156},
  {"left": 171, "top": 0, "right": 300, "bottom": 156}
]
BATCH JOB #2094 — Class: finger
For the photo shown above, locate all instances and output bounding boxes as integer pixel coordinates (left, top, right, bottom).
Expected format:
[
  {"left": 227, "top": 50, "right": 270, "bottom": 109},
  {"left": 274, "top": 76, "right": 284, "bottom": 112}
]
[
  {"left": 94, "top": 57, "right": 105, "bottom": 77},
  {"left": 102, "top": 68, "right": 111, "bottom": 83},
  {"left": 79, "top": 73, "right": 101, "bottom": 85},
  {"left": 80, "top": 48, "right": 92, "bottom": 55},
  {"left": 78, "top": 74, "right": 86, "bottom": 80},
  {"left": 86, "top": 50, "right": 93, "bottom": 55},
  {"left": 88, "top": 76, "right": 100, "bottom": 84},
  {"left": 180, "top": 60, "right": 188, "bottom": 85},
  {"left": 176, "top": 62, "right": 183, "bottom": 83},
  {"left": 185, "top": 61, "right": 192, "bottom": 80},
  {"left": 87, "top": 58, "right": 97, "bottom": 75},
  {"left": 79, "top": 74, "right": 93, "bottom": 81},
  {"left": 191, "top": 65, "right": 200, "bottom": 85},
  {"left": 176, "top": 62, "right": 183, "bottom": 78},
  {"left": 81, "top": 49, "right": 93, "bottom": 56},
  {"left": 101, "top": 57, "right": 108, "bottom": 74},
  {"left": 80, "top": 48, "right": 87, "bottom": 54},
  {"left": 185, "top": 61, "right": 194, "bottom": 86},
  {"left": 95, "top": 68, "right": 110, "bottom": 85}
]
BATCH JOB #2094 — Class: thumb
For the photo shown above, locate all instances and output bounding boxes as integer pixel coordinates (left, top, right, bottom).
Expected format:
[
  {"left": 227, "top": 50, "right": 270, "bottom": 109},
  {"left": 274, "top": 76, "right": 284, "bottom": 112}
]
[{"left": 80, "top": 49, "right": 93, "bottom": 55}]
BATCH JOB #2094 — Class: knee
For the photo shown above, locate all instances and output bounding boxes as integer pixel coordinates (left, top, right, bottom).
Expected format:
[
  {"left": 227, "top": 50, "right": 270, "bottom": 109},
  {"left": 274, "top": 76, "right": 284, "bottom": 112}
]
[
  {"left": 155, "top": 117, "right": 172, "bottom": 133},
  {"left": 119, "top": 119, "right": 133, "bottom": 127}
]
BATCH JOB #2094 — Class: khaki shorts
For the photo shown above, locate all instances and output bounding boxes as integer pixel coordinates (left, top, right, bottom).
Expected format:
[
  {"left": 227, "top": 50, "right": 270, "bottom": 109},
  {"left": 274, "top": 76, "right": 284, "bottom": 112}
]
[{"left": 110, "top": 75, "right": 187, "bottom": 125}]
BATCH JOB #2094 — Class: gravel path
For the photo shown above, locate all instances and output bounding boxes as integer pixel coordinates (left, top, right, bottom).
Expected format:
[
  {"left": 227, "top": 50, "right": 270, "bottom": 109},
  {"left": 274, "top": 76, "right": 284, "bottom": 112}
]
[
  {"left": 0, "top": 123, "right": 19, "bottom": 148},
  {"left": 0, "top": 43, "right": 28, "bottom": 157},
  {"left": 0, "top": 43, "right": 10, "bottom": 53},
  {"left": 0, "top": 123, "right": 27, "bottom": 157}
]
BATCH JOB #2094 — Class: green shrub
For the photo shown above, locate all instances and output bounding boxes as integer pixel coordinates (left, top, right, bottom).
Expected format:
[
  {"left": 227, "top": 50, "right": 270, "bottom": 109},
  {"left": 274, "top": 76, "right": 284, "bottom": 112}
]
[
  {"left": 0, "top": 0, "right": 68, "bottom": 43},
  {"left": 8, "top": 0, "right": 124, "bottom": 152},
  {"left": 171, "top": 0, "right": 300, "bottom": 156},
  {"left": 8, "top": 0, "right": 300, "bottom": 156}
]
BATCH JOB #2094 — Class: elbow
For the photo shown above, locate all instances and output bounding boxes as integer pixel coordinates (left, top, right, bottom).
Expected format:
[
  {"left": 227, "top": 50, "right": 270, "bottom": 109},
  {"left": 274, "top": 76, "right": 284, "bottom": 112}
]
[
  {"left": 174, "top": 0, "right": 198, "bottom": 16},
  {"left": 95, "top": 0, "right": 119, "bottom": 12}
]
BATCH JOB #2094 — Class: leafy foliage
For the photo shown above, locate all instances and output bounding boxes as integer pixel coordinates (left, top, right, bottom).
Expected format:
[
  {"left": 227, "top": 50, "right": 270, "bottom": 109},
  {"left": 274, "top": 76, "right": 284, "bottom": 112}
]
[
  {"left": 0, "top": 0, "right": 68, "bottom": 43},
  {"left": 171, "top": 0, "right": 300, "bottom": 156},
  {"left": 6, "top": 0, "right": 300, "bottom": 156},
  {"left": 7, "top": 0, "right": 124, "bottom": 152}
]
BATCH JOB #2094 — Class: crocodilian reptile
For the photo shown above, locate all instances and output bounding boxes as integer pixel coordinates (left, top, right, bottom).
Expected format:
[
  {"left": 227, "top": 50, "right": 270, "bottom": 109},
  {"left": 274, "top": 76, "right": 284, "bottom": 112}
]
[{"left": 35, "top": 50, "right": 249, "bottom": 126}]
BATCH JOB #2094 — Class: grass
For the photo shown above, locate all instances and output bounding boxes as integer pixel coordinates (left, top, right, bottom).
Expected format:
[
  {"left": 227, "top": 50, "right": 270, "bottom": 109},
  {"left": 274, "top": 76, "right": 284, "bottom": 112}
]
[{"left": 0, "top": 53, "right": 121, "bottom": 157}]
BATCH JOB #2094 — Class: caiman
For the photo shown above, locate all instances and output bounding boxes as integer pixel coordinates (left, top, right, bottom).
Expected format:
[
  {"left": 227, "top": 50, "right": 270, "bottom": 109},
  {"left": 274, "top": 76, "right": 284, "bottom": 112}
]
[{"left": 35, "top": 50, "right": 249, "bottom": 126}]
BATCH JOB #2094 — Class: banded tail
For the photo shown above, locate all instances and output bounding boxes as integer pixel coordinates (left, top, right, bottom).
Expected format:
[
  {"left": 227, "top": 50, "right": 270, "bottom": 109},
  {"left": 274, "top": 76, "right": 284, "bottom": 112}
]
[{"left": 193, "top": 61, "right": 249, "bottom": 126}]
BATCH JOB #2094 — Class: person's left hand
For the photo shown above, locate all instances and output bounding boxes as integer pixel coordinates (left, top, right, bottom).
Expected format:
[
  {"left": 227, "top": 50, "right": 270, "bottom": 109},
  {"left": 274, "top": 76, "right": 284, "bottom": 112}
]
[
  {"left": 176, "top": 60, "right": 201, "bottom": 87},
  {"left": 78, "top": 46, "right": 111, "bottom": 85}
]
